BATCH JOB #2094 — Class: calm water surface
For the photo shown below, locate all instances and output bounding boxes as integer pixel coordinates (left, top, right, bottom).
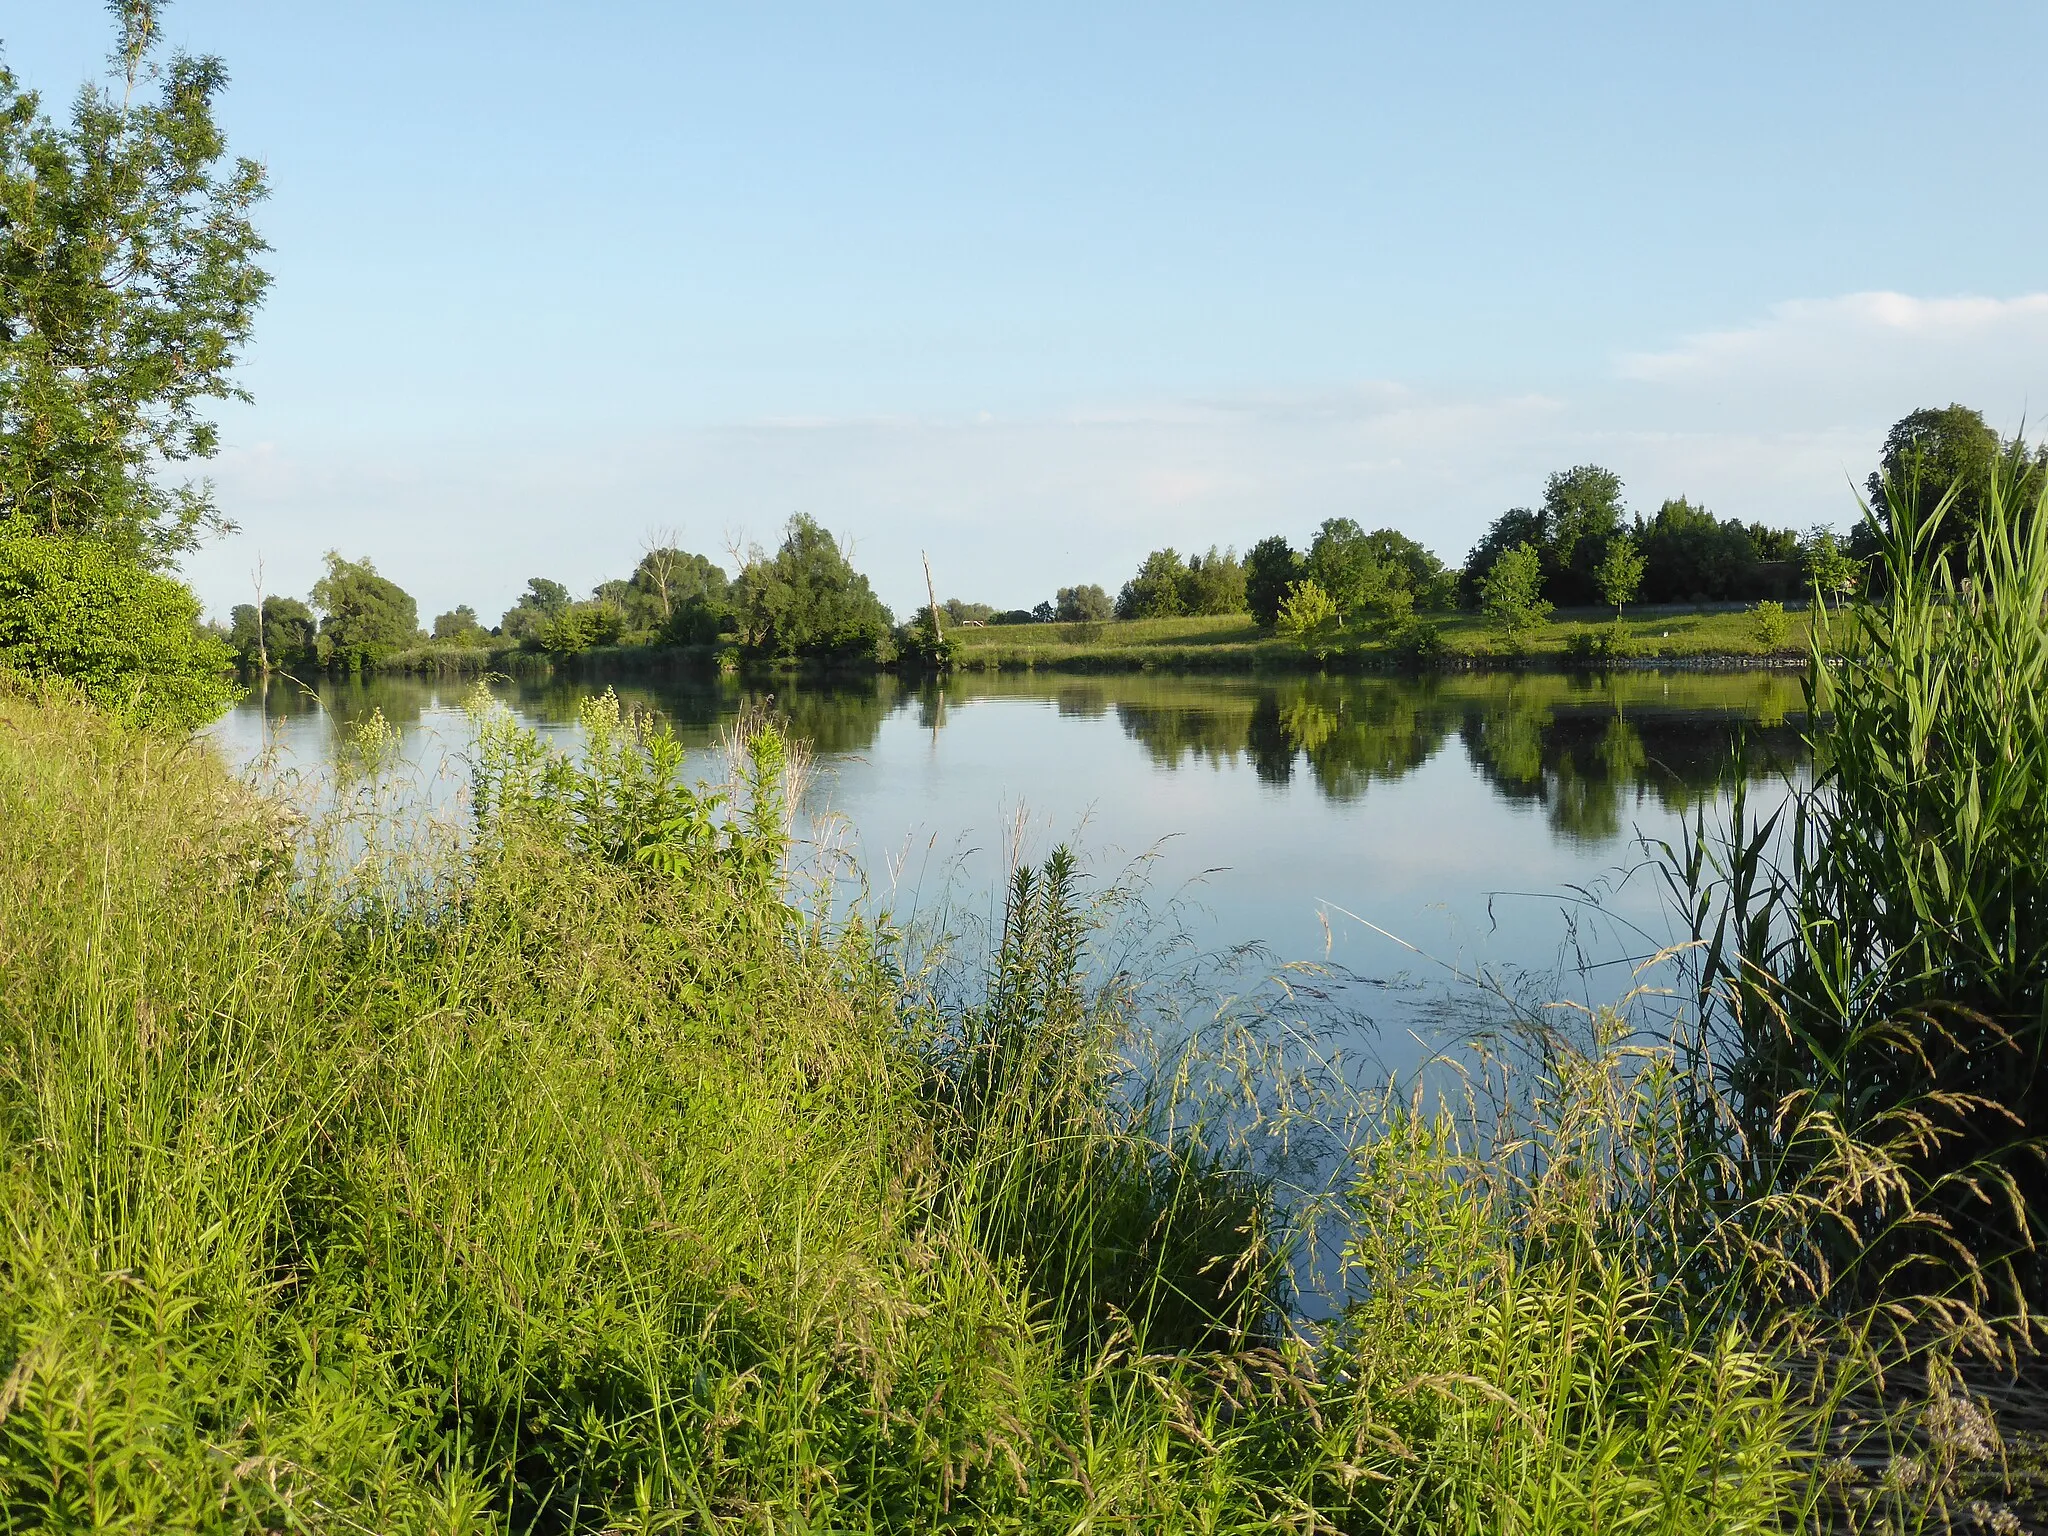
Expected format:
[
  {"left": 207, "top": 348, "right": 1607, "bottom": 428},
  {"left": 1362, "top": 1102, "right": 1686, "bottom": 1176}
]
[{"left": 207, "top": 668, "right": 1808, "bottom": 1067}]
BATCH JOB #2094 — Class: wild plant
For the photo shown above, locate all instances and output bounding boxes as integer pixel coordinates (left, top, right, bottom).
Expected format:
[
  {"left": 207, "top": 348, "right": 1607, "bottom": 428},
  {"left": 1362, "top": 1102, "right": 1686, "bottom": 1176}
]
[{"left": 1665, "top": 462, "right": 2048, "bottom": 1318}]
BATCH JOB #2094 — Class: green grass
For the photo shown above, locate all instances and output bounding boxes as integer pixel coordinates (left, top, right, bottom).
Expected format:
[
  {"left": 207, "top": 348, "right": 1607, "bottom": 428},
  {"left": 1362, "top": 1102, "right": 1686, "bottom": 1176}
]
[
  {"left": 951, "top": 605, "right": 1818, "bottom": 672},
  {"left": 0, "top": 674, "right": 2010, "bottom": 1530}
]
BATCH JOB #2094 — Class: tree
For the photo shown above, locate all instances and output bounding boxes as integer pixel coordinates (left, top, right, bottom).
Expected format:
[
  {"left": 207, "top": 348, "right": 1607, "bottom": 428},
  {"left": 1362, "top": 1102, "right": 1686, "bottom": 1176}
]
[
  {"left": 1244, "top": 536, "right": 1300, "bottom": 627},
  {"left": 729, "top": 514, "right": 892, "bottom": 661},
  {"left": 1539, "top": 466, "right": 1628, "bottom": 605},
  {"left": 1480, "top": 542, "right": 1551, "bottom": 645},
  {"left": 312, "top": 552, "right": 418, "bottom": 671},
  {"left": 1056, "top": 584, "right": 1112, "bottom": 622},
  {"left": 1863, "top": 405, "right": 2047, "bottom": 568},
  {"left": 229, "top": 594, "right": 315, "bottom": 669},
  {"left": 433, "top": 605, "right": 486, "bottom": 644},
  {"left": 628, "top": 547, "right": 727, "bottom": 634},
  {"left": 1594, "top": 533, "right": 1646, "bottom": 619},
  {"left": 1305, "top": 518, "right": 1412, "bottom": 630},
  {"left": 1358, "top": 527, "right": 1457, "bottom": 611},
  {"left": 499, "top": 577, "right": 572, "bottom": 641},
  {"left": 1633, "top": 498, "right": 1759, "bottom": 603},
  {"left": 1115, "top": 550, "right": 1187, "bottom": 620},
  {"left": 1180, "top": 546, "right": 1247, "bottom": 615},
  {"left": 1460, "top": 506, "right": 1546, "bottom": 606},
  {"left": 0, "top": 518, "right": 236, "bottom": 727},
  {"left": 1802, "top": 527, "right": 1859, "bottom": 608},
  {"left": 0, "top": 3, "right": 270, "bottom": 563},
  {"left": 942, "top": 598, "right": 995, "bottom": 626}
]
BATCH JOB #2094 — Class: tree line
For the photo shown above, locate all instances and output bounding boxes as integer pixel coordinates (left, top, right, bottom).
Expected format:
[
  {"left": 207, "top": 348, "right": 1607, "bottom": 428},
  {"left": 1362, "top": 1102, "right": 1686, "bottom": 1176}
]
[{"left": 217, "top": 402, "right": 2048, "bottom": 678}]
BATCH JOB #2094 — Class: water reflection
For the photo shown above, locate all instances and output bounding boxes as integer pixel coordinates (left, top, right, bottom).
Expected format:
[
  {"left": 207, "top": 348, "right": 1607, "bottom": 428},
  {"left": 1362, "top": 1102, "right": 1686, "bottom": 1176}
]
[{"left": 222, "top": 668, "right": 1806, "bottom": 852}]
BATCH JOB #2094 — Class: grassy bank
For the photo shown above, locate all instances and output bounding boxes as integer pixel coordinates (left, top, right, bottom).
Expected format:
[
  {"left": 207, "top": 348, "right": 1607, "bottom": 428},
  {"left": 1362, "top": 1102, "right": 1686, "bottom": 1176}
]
[
  {"left": 950, "top": 604, "right": 1814, "bottom": 673},
  {"left": 349, "top": 605, "right": 1812, "bottom": 686},
  {"left": 0, "top": 673, "right": 2016, "bottom": 1530}
]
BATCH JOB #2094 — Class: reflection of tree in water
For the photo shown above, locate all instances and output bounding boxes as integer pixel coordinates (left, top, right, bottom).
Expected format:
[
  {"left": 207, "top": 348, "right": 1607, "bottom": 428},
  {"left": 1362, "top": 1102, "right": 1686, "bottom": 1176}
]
[
  {"left": 1113, "top": 699, "right": 1257, "bottom": 769},
  {"left": 1100, "top": 671, "right": 1808, "bottom": 842},
  {"left": 1290, "top": 680, "right": 1453, "bottom": 802},
  {"left": 1459, "top": 697, "right": 1804, "bottom": 845}
]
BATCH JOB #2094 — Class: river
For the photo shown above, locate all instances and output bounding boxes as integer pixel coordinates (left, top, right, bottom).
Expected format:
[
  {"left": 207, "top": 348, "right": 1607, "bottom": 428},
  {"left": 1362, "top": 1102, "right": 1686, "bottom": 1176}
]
[{"left": 207, "top": 667, "right": 1808, "bottom": 1074}]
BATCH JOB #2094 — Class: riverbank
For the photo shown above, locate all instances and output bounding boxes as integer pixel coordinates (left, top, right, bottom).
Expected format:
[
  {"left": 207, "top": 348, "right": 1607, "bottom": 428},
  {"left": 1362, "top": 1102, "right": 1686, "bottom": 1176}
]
[
  {"left": 353, "top": 603, "right": 1814, "bottom": 685},
  {"left": 4, "top": 675, "right": 1996, "bottom": 1531},
  {"left": 948, "top": 603, "right": 1814, "bottom": 673}
]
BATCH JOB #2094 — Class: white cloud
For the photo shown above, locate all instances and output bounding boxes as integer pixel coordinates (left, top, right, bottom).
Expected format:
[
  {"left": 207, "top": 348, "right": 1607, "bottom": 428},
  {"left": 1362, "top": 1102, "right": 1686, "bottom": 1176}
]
[{"left": 1617, "top": 291, "right": 2048, "bottom": 418}]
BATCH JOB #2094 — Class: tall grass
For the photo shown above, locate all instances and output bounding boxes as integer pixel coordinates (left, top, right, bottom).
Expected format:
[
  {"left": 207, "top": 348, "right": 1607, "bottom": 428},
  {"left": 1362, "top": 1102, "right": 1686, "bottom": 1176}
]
[
  {"left": 1668, "top": 464, "right": 2048, "bottom": 1319},
  {"left": 0, "top": 671, "right": 2014, "bottom": 1529}
]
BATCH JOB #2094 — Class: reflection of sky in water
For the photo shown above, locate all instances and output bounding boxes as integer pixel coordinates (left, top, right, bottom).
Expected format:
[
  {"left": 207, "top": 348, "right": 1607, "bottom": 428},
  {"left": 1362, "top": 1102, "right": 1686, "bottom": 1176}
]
[{"left": 206, "top": 669, "right": 1809, "bottom": 1080}]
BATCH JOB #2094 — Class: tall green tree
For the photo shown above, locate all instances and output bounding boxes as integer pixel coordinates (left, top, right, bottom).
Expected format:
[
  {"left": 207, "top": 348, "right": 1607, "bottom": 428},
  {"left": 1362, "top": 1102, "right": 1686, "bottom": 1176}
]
[
  {"left": 1243, "top": 535, "right": 1300, "bottom": 627},
  {"left": 1115, "top": 549, "right": 1187, "bottom": 620},
  {"left": 1540, "top": 465, "right": 1627, "bottom": 605},
  {"left": 312, "top": 552, "right": 417, "bottom": 671},
  {"left": 1863, "top": 404, "right": 2048, "bottom": 568},
  {"left": 1179, "top": 546, "right": 1247, "bottom": 615},
  {"left": 730, "top": 514, "right": 892, "bottom": 661},
  {"left": 0, "top": 1, "right": 270, "bottom": 562},
  {"left": 228, "top": 593, "right": 316, "bottom": 669},
  {"left": 1055, "top": 583, "right": 1112, "bottom": 622},
  {"left": 1480, "top": 542, "right": 1551, "bottom": 645},
  {"left": 1595, "top": 532, "right": 1646, "bottom": 618},
  {"left": 1305, "top": 518, "right": 1411, "bottom": 629},
  {"left": 431, "top": 605, "right": 486, "bottom": 644},
  {"left": 499, "top": 577, "right": 571, "bottom": 641}
]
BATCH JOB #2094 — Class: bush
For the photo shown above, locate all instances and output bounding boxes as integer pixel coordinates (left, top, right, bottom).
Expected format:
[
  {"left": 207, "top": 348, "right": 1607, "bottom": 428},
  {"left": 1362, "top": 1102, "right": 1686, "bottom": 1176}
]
[
  {"left": 1750, "top": 599, "right": 1789, "bottom": 650},
  {"left": 0, "top": 520, "right": 237, "bottom": 728}
]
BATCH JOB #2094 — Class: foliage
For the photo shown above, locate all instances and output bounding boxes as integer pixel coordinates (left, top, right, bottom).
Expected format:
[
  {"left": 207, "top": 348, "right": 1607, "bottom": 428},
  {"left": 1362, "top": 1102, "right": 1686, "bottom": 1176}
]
[
  {"left": 730, "top": 513, "right": 893, "bottom": 662},
  {"left": 1243, "top": 534, "right": 1301, "bottom": 627},
  {"left": 498, "top": 576, "right": 571, "bottom": 641},
  {"left": 1273, "top": 576, "right": 1337, "bottom": 641},
  {"left": 1671, "top": 464, "right": 2048, "bottom": 1311},
  {"left": 537, "top": 600, "right": 625, "bottom": 654},
  {"left": 0, "top": 517, "right": 235, "bottom": 726},
  {"left": 312, "top": 551, "right": 419, "bottom": 671},
  {"left": 1179, "top": 545, "right": 1247, "bottom": 615},
  {"left": 1304, "top": 518, "right": 1414, "bottom": 630},
  {"left": 1862, "top": 403, "right": 2048, "bottom": 571},
  {"left": 1750, "top": 599, "right": 1789, "bottom": 650},
  {"left": 431, "top": 604, "right": 487, "bottom": 644},
  {"left": 895, "top": 606, "right": 960, "bottom": 670},
  {"left": 624, "top": 545, "right": 728, "bottom": 634},
  {"left": 1801, "top": 526, "right": 1859, "bottom": 606},
  {"left": 1115, "top": 548, "right": 1189, "bottom": 620},
  {"left": 0, "top": 2, "right": 270, "bottom": 563},
  {"left": 1055, "top": 582, "right": 1113, "bottom": 622},
  {"left": 227, "top": 594, "right": 318, "bottom": 671},
  {"left": 1480, "top": 541, "right": 1551, "bottom": 646},
  {"left": 1634, "top": 497, "right": 1765, "bottom": 603},
  {"left": 1595, "top": 530, "right": 1646, "bottom": 616},
  {"left": 1561, "top": 623, "right": 1632, "bottom": 669},
  {"left": 943, "top": 597, "right": 994, "bottom": 626}
]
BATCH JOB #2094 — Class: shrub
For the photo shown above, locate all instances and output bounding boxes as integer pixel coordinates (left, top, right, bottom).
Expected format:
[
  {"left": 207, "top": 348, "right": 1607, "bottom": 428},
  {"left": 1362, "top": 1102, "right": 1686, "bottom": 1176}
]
[
  {"left": 0, "top": 520, "right": 237, "bottom": 728},
  {"left": 1750, "top": 599, "right": 1789, "bottom": 650},
  {"left": 1275, "top": 577, "right": 1338, "bottom": 638}
]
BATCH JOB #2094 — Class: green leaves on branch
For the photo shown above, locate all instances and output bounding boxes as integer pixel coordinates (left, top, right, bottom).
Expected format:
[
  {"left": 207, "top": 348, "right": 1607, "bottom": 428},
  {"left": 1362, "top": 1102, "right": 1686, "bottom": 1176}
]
[{"left": 0, "top": 2, "right": 270, "bottom": 561}]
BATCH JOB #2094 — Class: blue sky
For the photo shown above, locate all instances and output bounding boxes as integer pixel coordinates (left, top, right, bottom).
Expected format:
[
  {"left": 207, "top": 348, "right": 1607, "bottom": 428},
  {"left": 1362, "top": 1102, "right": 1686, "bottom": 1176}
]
[{"left": 9, "top": 1, "right": 2047, "bottom": 621}]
